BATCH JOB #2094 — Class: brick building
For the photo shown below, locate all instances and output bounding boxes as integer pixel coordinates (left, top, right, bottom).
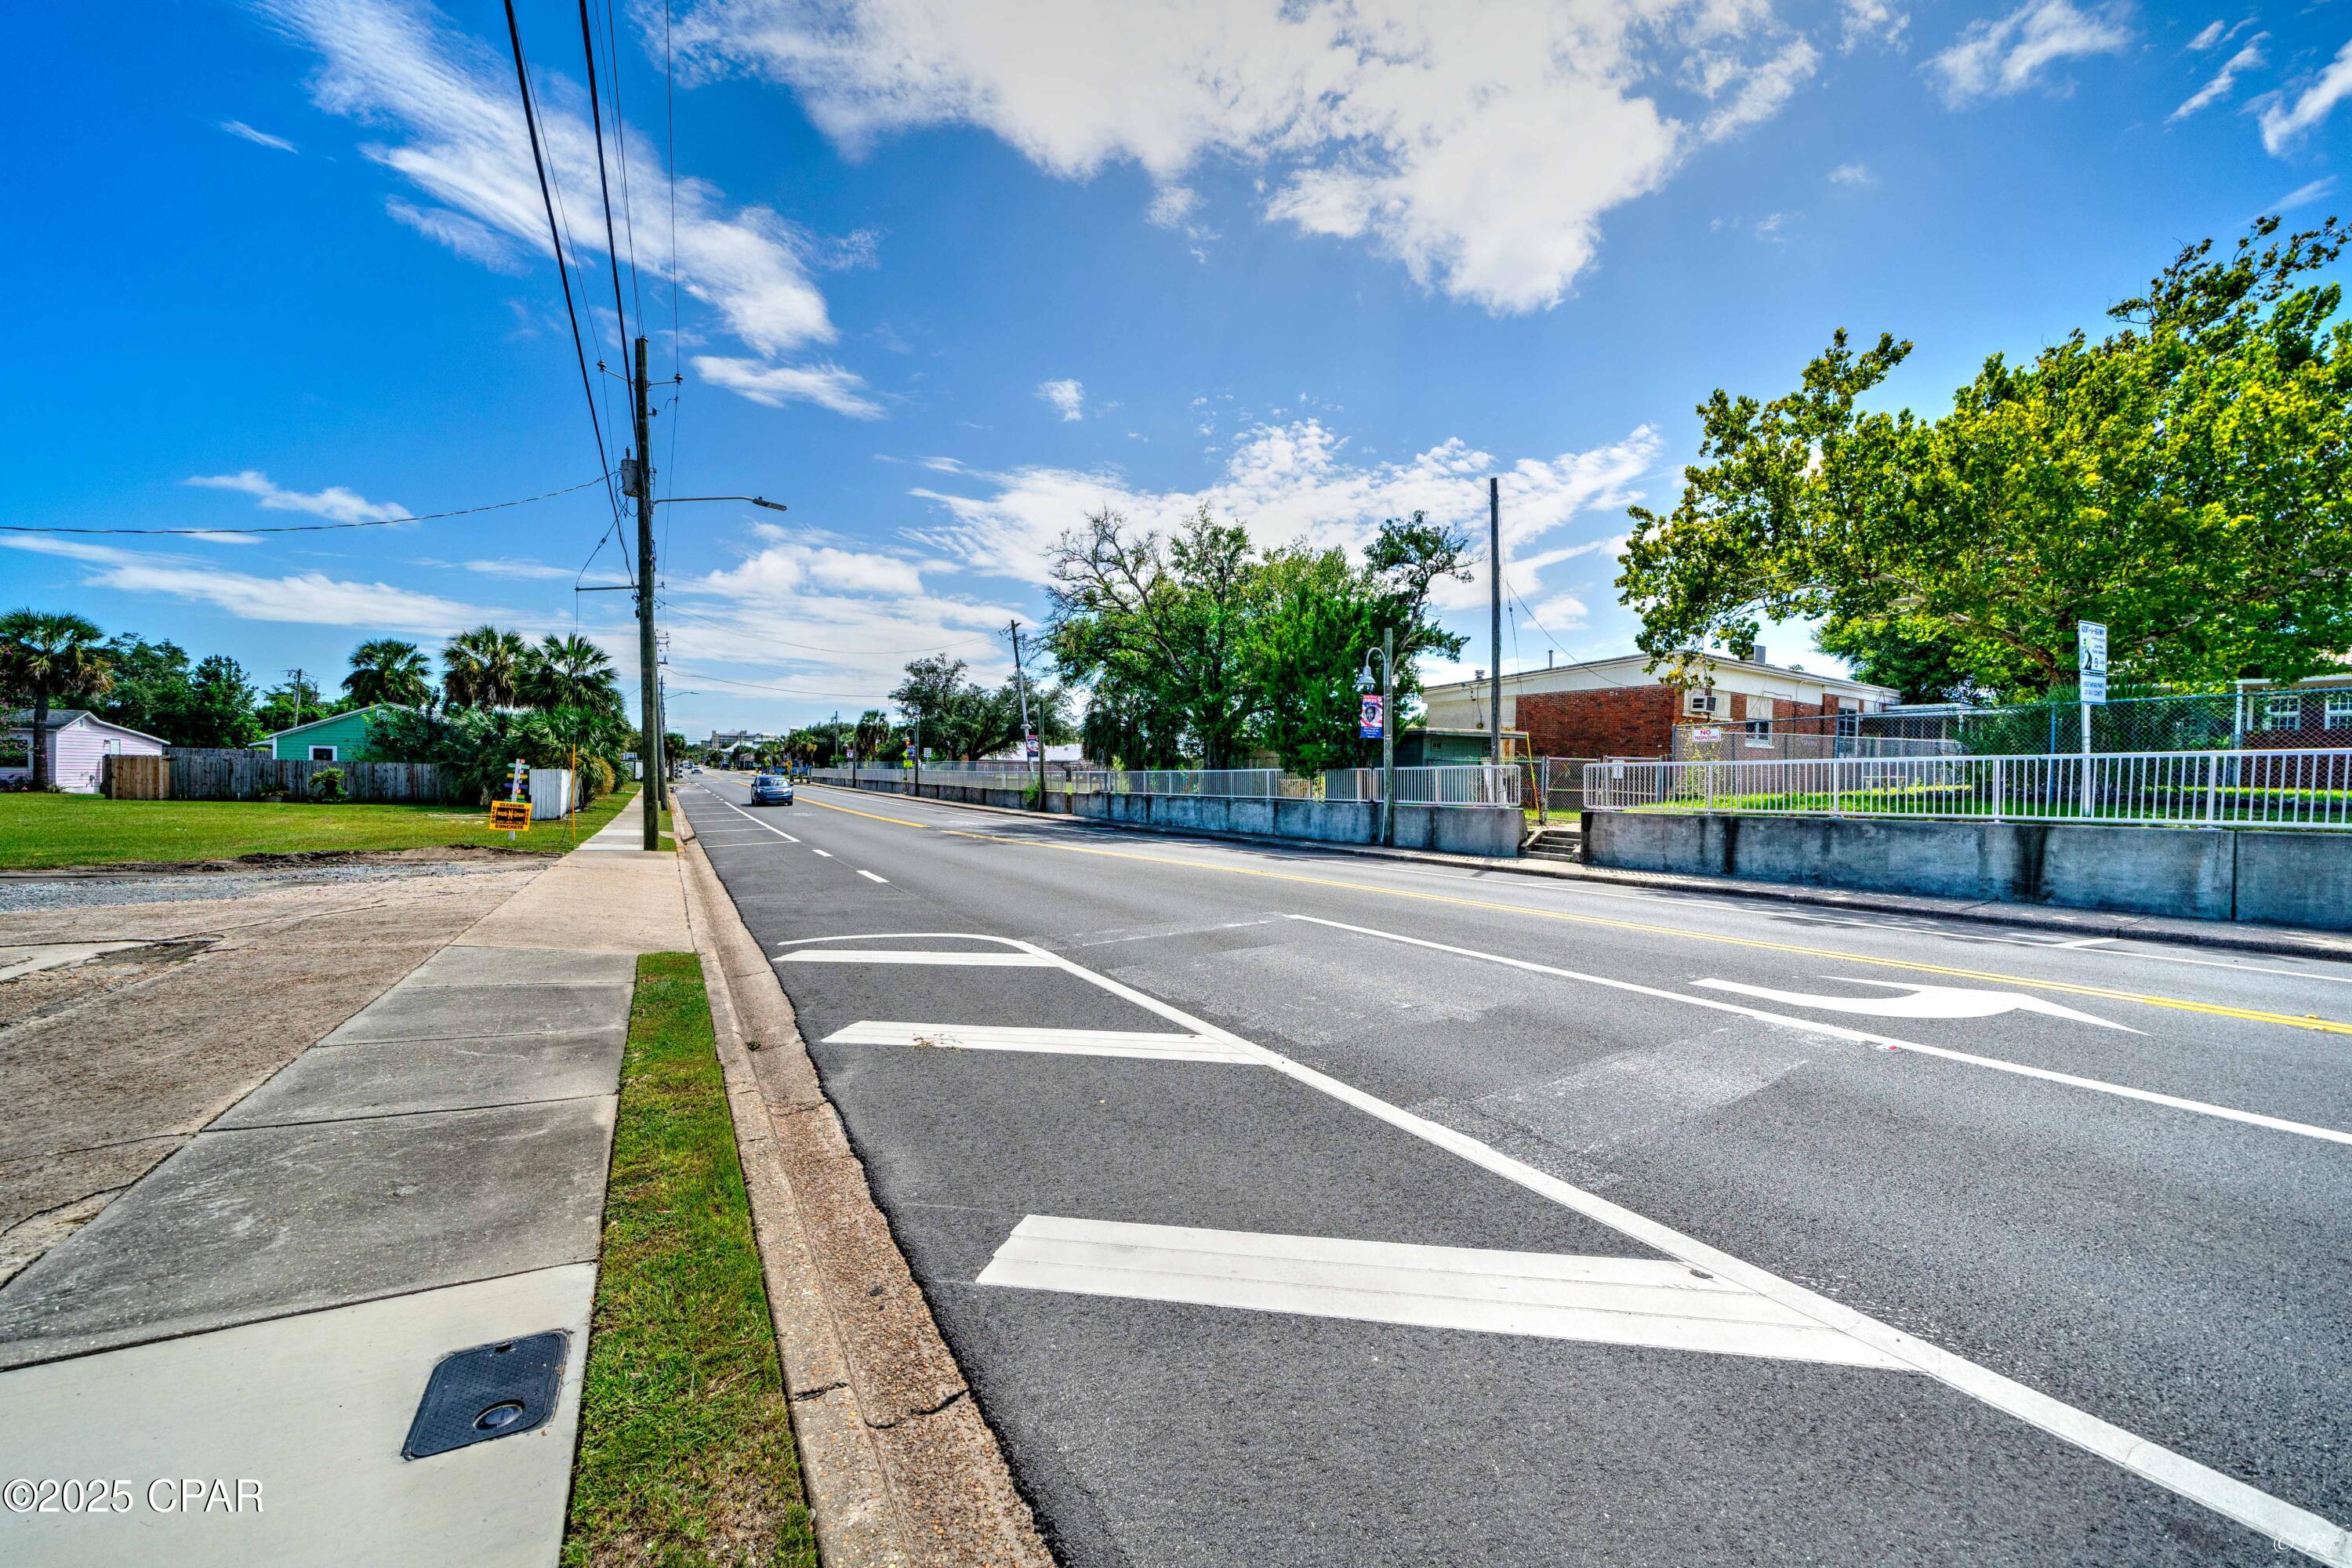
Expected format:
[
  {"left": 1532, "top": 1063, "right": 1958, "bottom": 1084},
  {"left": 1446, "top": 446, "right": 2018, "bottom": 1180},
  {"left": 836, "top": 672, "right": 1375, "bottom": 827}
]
[{"left": 1420, "top": 653, "right": 1898, "bottom": 759}]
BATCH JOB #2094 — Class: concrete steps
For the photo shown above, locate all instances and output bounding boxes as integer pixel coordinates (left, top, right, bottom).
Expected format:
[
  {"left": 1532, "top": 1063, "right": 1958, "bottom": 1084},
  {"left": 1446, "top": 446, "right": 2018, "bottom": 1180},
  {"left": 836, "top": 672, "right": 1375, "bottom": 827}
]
[{"left": 1520, "top": 825, "right": 1582, "bottom": 863}]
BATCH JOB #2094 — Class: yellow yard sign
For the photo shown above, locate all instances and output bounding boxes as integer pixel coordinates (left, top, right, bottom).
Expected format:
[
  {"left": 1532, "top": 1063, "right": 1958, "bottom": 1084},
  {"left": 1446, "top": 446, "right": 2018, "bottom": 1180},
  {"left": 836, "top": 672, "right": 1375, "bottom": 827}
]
[{"left": 489, "top": 800, "right": 532, "bottom": 831}]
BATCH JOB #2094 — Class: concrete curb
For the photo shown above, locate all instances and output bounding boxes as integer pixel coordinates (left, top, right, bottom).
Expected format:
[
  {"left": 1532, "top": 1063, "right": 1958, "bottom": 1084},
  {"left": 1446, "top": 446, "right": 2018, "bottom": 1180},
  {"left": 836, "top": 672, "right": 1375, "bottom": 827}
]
[
  {"left": 795, "top": 782, "right": 2352, "bottom": 965},
  {"left": 673, "top": 803, "right": 1055, "bottom": 1568}
]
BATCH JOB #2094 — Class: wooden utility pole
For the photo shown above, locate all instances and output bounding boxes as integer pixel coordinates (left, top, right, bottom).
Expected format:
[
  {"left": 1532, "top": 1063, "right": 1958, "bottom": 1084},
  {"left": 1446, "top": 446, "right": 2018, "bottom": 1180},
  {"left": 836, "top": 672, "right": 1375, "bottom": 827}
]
[{"left": 630, "top": 335, "right": 663, "bottom": 850}]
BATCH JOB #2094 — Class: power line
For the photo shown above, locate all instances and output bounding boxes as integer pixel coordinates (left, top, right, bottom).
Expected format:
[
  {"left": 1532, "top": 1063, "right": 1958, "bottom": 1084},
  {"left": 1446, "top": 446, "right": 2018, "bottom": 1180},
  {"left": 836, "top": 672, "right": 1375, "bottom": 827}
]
[
  {"left": 501, "top": 0, "right": 622, "bottom": 536},
  {"left": 574, "top": 0, "right": 632, "bottom": 416},
  {"left": 5, "top": 474, "right": 612, "bottom": 535},
  {"left": 601, "top": 0, "right": 645, "bottom": 333}
]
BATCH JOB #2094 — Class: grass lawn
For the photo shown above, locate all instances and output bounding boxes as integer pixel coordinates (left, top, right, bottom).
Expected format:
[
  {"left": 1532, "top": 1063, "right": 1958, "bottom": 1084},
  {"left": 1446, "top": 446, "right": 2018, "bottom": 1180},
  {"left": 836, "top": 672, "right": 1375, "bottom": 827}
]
[
  {"left": 0, "top": 784, "right": 666, "bottom": 869},
  {"left": 564, "top": 953, "right": 815, "bottom": 1568}
]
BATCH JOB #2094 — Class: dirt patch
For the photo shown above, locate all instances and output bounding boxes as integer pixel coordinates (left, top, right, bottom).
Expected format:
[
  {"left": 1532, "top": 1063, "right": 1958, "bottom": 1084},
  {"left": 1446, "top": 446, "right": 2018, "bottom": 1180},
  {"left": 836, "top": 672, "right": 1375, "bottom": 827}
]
[
  {"left": 0, "top": 845, "right": 541, "bottom": 880},
  {"left": 0, "top": 862, "right": 542, "bottom": 1285}
]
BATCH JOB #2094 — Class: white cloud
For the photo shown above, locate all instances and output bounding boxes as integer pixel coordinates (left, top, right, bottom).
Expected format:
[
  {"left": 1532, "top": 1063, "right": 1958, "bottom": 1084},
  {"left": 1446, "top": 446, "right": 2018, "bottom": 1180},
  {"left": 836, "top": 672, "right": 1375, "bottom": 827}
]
[
  {"left": 691, "top": 355, "right": 884, "bottom": 419},
  {"left": 2171, "top": 36, "right": 2265, "bottom": 121},
  {"left": 2268, "top": 175, "right": 2339, "bottom": 212},
  {"left": 1147, "top": 185, "right": 1200, "bottom": 228},
  {"left": 186, "top": 470, "right": 412, "bottom": 524},
  {"left": 1928, "top": 1, "right": 2132, "bottom": 106},
  {"left": 673, "top": 0, "right": 1823, "bottom": 314},
  {"left": 221, "top": 118, "right": 299, "bottom": 152},
  {"left": 2, "top": 536, "right": 494, "bottom": 634},
  {"left": 385, "top": 197, "right": 528, "bottom": 272},
  {"left": 1037, "top": 378, "right": 1086, "bottom": 421},
  {"left": 1828, "top": 161, "right": 1875, "bottom": 184},
  {"left": 1841, "top": 0, "right": 1907, "bottom": 49},
  {"left": 252, "top": 0, "right": 869, "bottom": 416},
  {"left": 2187, "top": 20, "right": 2225, "bottom": 52},
  {"left": 900, "top": 418, "right": 1661, "bottom": 637},
  {"left": 2258, "top": 39, "right": 2352, "bottom": 154},
  {"left": 1700, "top": 38, "right": 1820, "bottom": 140}
]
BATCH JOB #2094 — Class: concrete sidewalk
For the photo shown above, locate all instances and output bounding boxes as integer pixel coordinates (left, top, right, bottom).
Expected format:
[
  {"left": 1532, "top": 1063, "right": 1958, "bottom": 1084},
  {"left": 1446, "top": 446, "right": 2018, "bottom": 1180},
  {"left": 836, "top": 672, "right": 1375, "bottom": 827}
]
[{"left": 0, "top": 804, "right": 686, "bottom": 1566}]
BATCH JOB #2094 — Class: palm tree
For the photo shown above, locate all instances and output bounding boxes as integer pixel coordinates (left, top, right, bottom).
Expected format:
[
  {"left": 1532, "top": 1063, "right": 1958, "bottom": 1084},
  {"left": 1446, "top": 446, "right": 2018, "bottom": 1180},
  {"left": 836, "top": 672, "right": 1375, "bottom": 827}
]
[
  {"left": 522, "top": 633, "right": 623, "bottom": 716},
  {"left": 441, "top": 625, "right": 530, "bottom": 709},
  {"left": 343, "top": 639, "right": 434, "bottom": 707},
  {"left": 0, "top": 610, "right": 113, "bottom": 791}
]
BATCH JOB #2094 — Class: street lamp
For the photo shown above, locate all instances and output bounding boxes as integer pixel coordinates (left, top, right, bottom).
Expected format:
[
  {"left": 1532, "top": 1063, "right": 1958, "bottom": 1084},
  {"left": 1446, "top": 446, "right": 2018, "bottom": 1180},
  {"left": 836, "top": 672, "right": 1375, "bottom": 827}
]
[
  {"left": 655, "top": 495, "right": 788, "bottom": 511},
  {"left": 1357, "top": 627, "right": 1396, "bottom": 847}
]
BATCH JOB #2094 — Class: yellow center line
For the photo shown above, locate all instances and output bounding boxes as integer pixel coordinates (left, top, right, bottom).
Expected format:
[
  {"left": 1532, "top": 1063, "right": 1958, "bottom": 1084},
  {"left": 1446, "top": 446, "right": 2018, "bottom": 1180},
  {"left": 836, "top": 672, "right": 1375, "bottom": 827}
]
[{"left": 798, "top": 790, "right": 2352, "bottom": 1036}]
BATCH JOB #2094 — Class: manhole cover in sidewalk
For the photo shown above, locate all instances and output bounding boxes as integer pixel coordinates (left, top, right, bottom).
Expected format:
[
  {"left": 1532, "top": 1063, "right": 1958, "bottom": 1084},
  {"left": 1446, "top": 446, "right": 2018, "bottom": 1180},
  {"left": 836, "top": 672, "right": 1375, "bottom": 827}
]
[{"left": 401, "top": 1330, "right": 568, "bottom": 1460}]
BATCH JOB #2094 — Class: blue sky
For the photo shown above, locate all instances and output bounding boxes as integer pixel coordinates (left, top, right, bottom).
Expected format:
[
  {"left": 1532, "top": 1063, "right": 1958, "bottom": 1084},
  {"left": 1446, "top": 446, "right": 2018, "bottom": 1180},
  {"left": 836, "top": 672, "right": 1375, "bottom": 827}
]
[{"left": 5, "top": 0, "right": 2346, "bottom": 736}]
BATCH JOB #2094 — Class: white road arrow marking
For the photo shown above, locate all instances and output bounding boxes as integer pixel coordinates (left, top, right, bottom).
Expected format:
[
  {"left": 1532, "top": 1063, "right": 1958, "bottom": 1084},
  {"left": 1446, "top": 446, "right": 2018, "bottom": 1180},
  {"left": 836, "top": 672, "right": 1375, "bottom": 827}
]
[
  {"left": 1694, "top": 977, "right": 2140, "bottom": 1033},
  {"left": 978, "top": 1216, "right": 1908, "bottom": 1369}
]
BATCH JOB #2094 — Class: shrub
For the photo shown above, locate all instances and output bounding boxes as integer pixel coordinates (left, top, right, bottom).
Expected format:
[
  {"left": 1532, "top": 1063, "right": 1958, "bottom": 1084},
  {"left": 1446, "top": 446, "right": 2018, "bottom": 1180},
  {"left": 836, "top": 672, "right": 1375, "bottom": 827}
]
[{"left": 310, "top": 766, "right": 346, "bottom": 802}]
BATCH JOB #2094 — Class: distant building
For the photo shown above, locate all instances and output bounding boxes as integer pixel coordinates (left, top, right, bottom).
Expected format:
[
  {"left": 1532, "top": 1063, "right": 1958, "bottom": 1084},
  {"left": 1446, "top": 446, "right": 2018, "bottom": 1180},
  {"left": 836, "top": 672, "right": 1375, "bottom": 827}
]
[
  {"left": 3, "top": 710, "right": 168, "bottom": 793},
  {"left": 1421, "top": 653, "right": 1898, "bottom": 759},
  {"left": 258, "top": 704, "right": 406, "bottom": 762}
]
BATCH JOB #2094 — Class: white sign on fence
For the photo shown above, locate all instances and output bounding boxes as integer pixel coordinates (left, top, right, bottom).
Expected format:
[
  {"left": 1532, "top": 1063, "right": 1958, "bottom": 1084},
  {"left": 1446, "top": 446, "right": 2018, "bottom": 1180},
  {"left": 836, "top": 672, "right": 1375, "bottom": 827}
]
[{"left": 2078, "top": 621, "right": 2107, "bottom": 705}]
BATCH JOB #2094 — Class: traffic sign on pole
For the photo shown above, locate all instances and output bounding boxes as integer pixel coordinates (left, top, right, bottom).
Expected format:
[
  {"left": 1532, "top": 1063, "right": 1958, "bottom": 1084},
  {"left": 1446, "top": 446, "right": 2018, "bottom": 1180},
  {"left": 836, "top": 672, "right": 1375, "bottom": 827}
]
[{"left": 2078, "top": 621, "right": 2108, "bottom": 705}]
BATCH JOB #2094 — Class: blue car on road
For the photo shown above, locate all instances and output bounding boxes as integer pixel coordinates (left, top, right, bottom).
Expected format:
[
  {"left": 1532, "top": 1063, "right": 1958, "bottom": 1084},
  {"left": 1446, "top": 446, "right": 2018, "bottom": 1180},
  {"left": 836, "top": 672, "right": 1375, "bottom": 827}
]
[{"left": 750, "top": 771, "right": 795, "bottom": 806}]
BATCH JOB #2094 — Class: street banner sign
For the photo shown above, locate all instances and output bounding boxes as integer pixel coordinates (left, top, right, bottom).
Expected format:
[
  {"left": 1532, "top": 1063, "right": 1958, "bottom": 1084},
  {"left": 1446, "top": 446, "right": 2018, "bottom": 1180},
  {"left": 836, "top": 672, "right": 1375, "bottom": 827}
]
[
  {"left": 1359, "top": 694, "right": 1384, "bottom": 739},
  {"left": 1025, "top": 734, "right": 1040, "bottom": 760},
  {"left": 2078, "top": 621, "right": 2108, "bottom": 705}
]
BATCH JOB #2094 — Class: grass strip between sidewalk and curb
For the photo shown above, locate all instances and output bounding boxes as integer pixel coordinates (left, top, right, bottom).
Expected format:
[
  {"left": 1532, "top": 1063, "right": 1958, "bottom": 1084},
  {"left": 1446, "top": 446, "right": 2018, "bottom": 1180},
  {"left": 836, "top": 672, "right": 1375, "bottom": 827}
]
[
  {"left": 0, "top": 783, "right": 656, "bottom": 869},
  {"left": 563, "top": 951, "right": 816, "bottom": 1568}
]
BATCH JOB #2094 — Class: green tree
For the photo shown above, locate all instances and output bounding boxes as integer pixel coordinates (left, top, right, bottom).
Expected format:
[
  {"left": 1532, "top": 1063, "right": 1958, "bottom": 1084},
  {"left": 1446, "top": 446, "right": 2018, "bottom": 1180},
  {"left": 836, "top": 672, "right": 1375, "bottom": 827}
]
[
  {"left": 93, "top": 634, "right": 192, "bottom": 739},
  {"left": 1048, "top": 505, "right": 1258, "bottom": 767},
  {"left": 521, "top": 634, "right": 623, "bottom": 716},
  {"left": 1618, "top": 218, "right": 2352, "bottom": 699},
  {"left": 174, "top": 655, "right": 262, "bottom": 748},
  {"left": 441, "top": 625, "right": 532, "bottom": 709},
  {"left": 343, "top": 638, "right": 434, "bottom": 708},
  {"left": 0, "top": 610, "right": 114, "bottom": 791},
  {"left": 1242, "top": 514, "right": 1471, "bottom": 775},
  {"left": 256, "top": 673, "right": 343, "bottom": 736}
]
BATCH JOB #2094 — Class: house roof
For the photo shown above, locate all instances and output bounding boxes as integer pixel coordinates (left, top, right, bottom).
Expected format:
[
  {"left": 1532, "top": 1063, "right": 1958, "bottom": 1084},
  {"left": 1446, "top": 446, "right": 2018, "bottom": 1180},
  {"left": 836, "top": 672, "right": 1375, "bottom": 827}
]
[
  {"left": 5, "top": 709, "right": 170, "bottom": 746},
  {"left": 1421, "top": 652, "right": 1898, "bottom": 702},
  {"left": 259, "top": 703, "right": 407, "bottom": 742}
]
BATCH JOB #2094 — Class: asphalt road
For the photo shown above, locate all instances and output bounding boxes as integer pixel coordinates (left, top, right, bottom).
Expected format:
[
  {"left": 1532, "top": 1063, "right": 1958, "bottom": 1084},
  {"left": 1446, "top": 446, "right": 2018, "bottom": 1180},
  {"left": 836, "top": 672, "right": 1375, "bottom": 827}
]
[{"left": 678, "top": 774, "right": 2352, "bottom": 1568}]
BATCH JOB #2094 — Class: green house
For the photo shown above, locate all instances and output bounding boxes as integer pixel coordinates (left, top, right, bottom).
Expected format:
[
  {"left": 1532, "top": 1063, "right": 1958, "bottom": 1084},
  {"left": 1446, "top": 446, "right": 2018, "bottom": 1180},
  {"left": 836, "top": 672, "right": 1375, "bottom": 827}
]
[{"left": 260, "top": 705, "right": 402, "bottom": 762}]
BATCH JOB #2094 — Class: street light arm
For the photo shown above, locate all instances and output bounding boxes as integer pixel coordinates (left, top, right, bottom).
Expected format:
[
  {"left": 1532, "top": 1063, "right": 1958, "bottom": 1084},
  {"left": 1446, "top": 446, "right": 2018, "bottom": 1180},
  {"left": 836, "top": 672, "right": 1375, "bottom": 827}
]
[{"left": 652, "top": 495, "right": 788, "bottom": 511}]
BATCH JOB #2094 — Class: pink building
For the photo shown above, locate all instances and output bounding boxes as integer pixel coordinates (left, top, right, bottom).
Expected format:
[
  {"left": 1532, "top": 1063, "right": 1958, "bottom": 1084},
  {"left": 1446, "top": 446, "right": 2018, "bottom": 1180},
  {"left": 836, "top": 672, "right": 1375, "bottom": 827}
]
[{"left": 3, "top": 709, "right": 168, "bottom": 793}]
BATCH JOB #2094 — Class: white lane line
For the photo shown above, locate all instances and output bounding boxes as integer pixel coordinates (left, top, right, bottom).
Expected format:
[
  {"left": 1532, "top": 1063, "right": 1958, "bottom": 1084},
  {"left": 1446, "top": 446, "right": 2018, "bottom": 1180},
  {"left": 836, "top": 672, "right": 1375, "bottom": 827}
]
[
  {"left": 979, "top": 1215, "right": 1907, "bottom": 1369},
  {"left": 812, "top": 849, "right": 833, "bottom": 858},
  {"left": 857, "top": 869, "right": 889, "bottom": 884},
  {"left": 696, "top": 793, "right": 805, "bottom": 844},
  {"left": 1287, "top": 915, "right": 2352, "bottom": 1149},
  {"left": 778, "top": 949, "right": 1054, "bottom": 967},
  {"left": 826, "top": 1022, "right": 1259, "bottom": 1063},
  {"left": 998, "top": 932, "right": 2350, "bottom": 1563}
]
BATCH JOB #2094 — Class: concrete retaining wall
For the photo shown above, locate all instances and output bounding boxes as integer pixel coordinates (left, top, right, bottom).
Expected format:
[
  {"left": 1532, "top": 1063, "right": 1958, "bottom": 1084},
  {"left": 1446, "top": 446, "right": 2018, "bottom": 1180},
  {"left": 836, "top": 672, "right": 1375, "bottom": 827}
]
[
  {"left": 1582, "top": 811, "right": 2349, "bottom": 931},
  {"left": 814, "top": 774, "right": 1519, "bottom": 857}
]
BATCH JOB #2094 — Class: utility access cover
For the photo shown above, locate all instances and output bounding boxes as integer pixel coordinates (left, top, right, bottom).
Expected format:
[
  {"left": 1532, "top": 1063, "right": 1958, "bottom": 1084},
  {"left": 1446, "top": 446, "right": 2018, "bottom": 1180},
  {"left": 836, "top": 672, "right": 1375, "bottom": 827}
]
[{"left": 402, "top": 1331, "right": 568, "bottom": 1460}]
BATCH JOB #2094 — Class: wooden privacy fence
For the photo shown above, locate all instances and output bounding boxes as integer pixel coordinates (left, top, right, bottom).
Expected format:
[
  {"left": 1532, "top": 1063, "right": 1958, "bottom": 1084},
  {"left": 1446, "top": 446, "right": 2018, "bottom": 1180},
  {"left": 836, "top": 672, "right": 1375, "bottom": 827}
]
[{"left": 106, "top": 750, "right": 462, "bottom": 804}]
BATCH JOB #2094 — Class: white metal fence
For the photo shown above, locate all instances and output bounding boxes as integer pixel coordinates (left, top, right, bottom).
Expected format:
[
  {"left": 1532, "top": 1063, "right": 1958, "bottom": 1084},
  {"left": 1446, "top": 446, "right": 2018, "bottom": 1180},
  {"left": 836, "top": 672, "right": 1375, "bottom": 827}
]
[
  {"left": 1323, "top": 765, "right": 1523, "bottom": 807},
  {"left": 1584, "top": 747, "right": 2352, "bottom": 830},
  {"left": 811, "top": 762, "right": 1522, "bottom": 806}
]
